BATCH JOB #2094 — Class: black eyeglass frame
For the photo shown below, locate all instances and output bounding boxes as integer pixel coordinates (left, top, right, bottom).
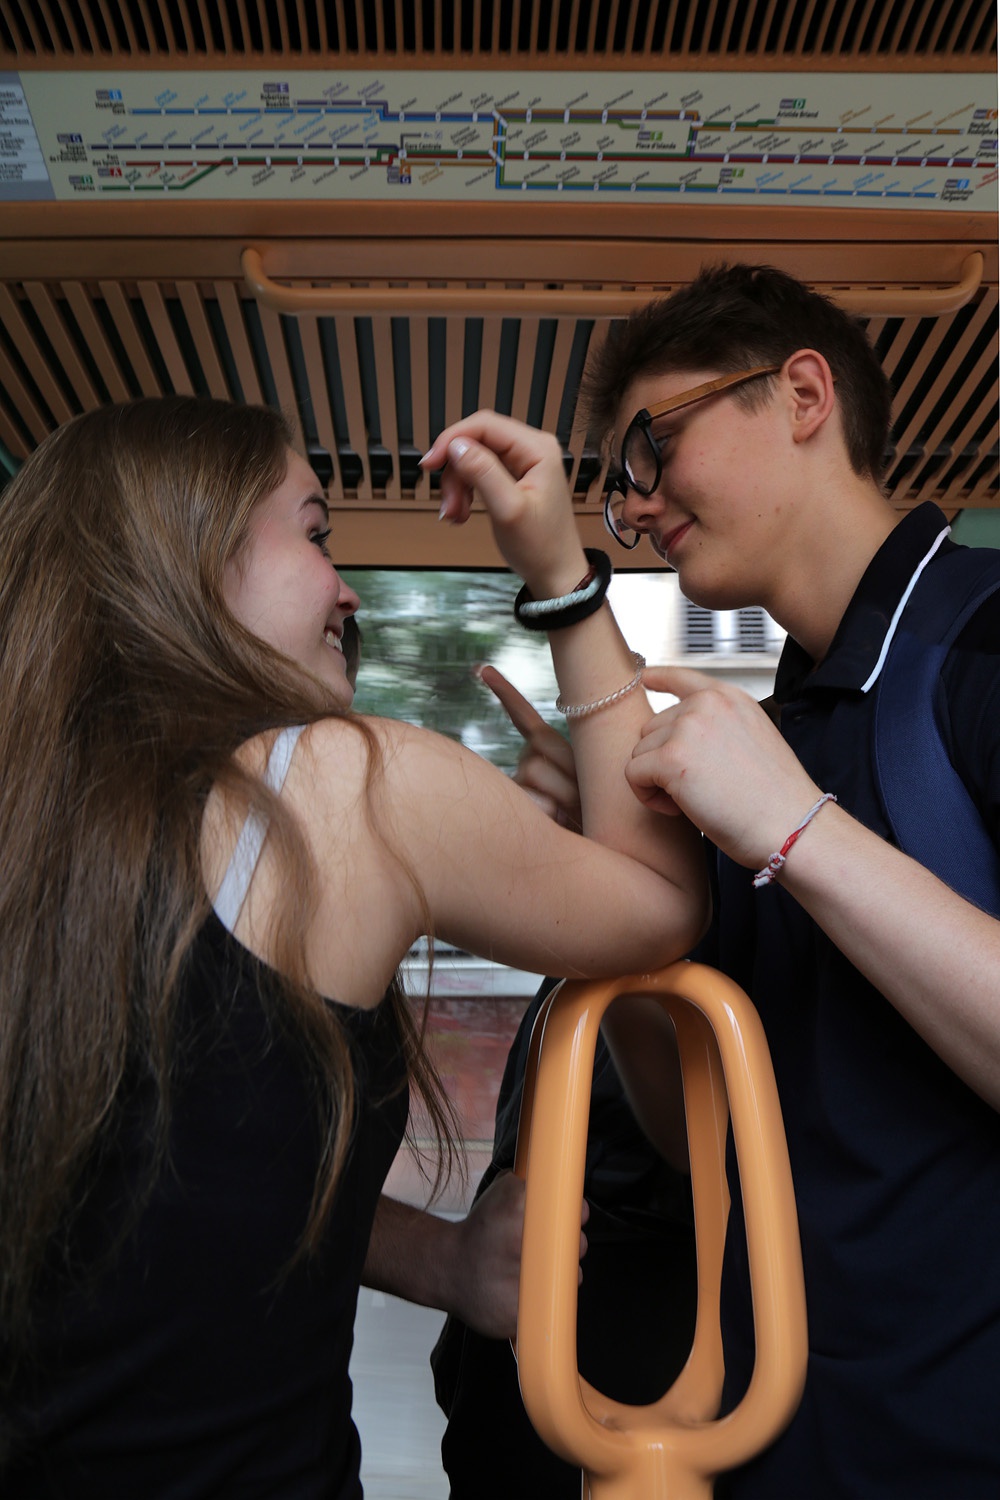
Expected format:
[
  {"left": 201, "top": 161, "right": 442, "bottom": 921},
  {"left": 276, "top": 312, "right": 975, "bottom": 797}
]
[{"left": 603, "top": 363, "right": 782, "bottom": 550}]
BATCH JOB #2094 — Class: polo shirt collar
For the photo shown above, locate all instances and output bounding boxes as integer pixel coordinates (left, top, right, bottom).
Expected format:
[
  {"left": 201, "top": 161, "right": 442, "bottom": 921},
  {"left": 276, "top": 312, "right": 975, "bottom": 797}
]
[{"left": 774, "top": 501, "right": 951, "bottom": 702}]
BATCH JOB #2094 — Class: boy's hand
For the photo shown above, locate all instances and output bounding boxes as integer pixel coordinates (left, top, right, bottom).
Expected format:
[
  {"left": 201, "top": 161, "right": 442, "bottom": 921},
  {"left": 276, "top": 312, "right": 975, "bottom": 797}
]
[{"left": 628, "top": 666, "right": 822, "bottom": 869}]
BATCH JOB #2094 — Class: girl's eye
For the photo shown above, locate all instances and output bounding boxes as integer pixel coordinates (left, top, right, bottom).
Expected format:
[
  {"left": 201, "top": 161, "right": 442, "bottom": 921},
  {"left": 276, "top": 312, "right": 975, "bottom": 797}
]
[{"left": 310, "top": 528, "right": 332, "bottom": 557}]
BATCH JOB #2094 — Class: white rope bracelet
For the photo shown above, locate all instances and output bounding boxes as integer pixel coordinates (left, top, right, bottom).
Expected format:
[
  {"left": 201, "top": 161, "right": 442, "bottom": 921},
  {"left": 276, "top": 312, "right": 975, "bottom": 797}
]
[
  {"left": 752, "top": 792, "right": 838, "bottom": 888},
  {"left": 556, "top": 653, "right": 647, "bottom": 720},
  {"left": 517, "top": 570, "right": 605, "bottom": 618}
]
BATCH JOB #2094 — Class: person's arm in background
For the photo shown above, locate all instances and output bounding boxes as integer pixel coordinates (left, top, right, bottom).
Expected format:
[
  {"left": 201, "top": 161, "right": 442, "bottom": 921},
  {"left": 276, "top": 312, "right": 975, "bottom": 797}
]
[{"left": 363, "top": 1179, "right": 589, "bottom": 1340}]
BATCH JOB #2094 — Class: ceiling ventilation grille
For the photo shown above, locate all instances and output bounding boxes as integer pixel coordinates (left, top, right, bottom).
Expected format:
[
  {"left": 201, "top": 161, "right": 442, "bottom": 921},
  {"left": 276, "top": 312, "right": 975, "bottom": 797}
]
[
  {"left": 1, "top": 276, "right": 995, "bottom": 516},
  {"left": 2, "top": 0, "right": 995, "bottom": 67}
]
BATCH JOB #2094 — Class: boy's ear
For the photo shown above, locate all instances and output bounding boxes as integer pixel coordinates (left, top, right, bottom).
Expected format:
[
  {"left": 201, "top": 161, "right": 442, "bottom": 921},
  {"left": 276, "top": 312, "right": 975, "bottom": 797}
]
[{"left": 784, "top": 349, "right": 837, "bottom": 444}]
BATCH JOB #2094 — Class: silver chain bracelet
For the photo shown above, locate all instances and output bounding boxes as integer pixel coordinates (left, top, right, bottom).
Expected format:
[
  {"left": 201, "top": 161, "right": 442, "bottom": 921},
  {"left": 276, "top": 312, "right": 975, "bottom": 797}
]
[{"left": 556, "top": 653, "right": 647, "bottom": 720}]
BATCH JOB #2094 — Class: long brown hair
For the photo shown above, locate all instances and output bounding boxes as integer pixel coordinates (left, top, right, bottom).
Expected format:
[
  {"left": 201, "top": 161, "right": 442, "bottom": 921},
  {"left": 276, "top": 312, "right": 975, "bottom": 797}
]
[{"left": 0, "top": 397, "right": 455, "bottom": 1369}]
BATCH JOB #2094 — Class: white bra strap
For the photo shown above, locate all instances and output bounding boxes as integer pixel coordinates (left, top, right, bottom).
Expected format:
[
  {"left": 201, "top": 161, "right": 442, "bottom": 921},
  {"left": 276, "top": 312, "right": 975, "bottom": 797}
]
[{"left": 212, "top": 724, "right": 307, "bottom": 932}]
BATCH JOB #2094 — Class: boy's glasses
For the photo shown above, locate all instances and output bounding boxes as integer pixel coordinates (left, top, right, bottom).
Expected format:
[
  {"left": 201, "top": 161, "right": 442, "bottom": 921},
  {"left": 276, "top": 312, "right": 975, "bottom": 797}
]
[{"left": 603, "top": 364, "right": 781, "bottom": 549}]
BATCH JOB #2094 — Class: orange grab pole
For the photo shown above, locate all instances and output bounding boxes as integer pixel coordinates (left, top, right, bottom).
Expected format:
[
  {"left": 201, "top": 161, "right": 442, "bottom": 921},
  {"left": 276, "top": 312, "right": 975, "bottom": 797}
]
[{"left": 512, "top": 962, "right": 808, "bottom": 1500}]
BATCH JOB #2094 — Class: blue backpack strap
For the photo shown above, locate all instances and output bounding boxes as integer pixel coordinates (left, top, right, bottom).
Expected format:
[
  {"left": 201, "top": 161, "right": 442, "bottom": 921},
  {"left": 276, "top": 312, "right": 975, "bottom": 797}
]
[{"left": 874, "top": 546, "right": 1000, "bottom": 915}]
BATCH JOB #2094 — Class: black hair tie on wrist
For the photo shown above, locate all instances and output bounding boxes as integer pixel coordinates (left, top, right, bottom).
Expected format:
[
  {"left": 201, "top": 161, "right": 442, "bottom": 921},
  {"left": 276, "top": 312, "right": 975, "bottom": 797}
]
[{"left": 513, "top": 548, "right": 613, "bottom": 631}]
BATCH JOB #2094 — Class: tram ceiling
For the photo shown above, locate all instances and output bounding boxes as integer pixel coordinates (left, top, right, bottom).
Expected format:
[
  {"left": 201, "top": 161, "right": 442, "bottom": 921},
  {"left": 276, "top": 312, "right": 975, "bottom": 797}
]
[{"left": 0, "top": 0, "right": 996, "bottom": 566}]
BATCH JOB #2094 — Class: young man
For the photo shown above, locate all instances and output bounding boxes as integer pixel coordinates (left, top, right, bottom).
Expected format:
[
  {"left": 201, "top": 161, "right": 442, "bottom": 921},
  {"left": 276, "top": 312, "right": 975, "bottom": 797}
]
[{"left": 429, "top": 262, "right": 1000, "bottom": 1496}]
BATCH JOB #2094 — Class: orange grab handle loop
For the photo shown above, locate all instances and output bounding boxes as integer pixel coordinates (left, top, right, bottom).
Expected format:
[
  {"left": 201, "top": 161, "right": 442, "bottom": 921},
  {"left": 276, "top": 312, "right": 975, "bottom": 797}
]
[{"left": 512, "top": 962, "right": 808, "bottom": 1500}]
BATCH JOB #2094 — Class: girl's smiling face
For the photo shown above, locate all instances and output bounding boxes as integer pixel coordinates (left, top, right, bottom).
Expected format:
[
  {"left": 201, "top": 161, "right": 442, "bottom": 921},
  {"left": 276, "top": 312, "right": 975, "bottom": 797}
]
[{"left": 223, "top": 448, "right": 360, "bottom": 706}]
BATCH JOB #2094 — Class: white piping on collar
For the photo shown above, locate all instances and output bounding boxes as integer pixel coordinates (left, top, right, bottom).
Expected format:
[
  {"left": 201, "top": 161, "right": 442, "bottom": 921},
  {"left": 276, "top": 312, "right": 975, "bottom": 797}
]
[{"left": 860, "top": 524, "right": 951, "bottom": 694}]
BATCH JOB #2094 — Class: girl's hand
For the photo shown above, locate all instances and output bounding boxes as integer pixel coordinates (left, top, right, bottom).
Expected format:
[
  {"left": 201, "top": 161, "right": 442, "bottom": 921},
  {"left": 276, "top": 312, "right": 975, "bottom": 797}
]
[{"left": 422, "top": 411, "right": 586, "bottom": 599}]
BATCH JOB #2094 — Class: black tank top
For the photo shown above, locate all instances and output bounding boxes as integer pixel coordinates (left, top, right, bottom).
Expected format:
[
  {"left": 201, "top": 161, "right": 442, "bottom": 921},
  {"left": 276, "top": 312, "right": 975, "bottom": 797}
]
[{"left": 3, "top": 913, "right": 408, "bottom": 1497}]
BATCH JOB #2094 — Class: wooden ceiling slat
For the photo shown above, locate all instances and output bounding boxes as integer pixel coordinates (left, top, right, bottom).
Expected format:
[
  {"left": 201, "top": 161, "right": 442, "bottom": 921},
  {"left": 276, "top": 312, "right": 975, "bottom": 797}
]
[
  {"left": 175, "top": 283, "right": 232, "bottom": 398},
  {"left": 879, "top": 313, "right": 952, "bottom": 475},
  {"left": 680, "top": 0, "right": 702, "bottom": 57},
  {"left": 905, "top": 341, "right": 998, "bottom": 488},
  {"left": 953, "top": 453, "right": 999, "bottom": 502},
  {"left": 0, "top": 397, "right": 31, "bottom": 461},
  {"left": 700, "top": 0, "right": 726, "bottom": 57},
  {"left": 488, "top": 0, "right": 501, "bottom": 53},
  {"left": 112, "top": 0, "right": 144, "bottom": 53},
  {"left": 721, "top": 0, "right": 752, "bottom": 54},
  {"left": 22, "top": 282, "right": 100, "bottom": 411},
  {"left": 335, "top": 314, "right": 372, "bottom": 499},
  {"left": 205, "top": 0, "right": 235, "bottom": 52},
  {"left": 90, "top": 0, "right": 123, "bottom": 53},
  {"left": 371, "top": 0, "right": 386, "bottom": 51},
  {"left": 893, "top": 339, "right": 995, "bottom": 492},
  {"left": 883, "top": 317, "right": 951, "bottom": 423},
  {"left": 585, "top": 449, "right": 610, "bottom": 509},
  {"left": 232, "top": 0, "right": 257, "bottom": 53},
  {"left": 929, "top": 0, "right": 977, "bottom": 52},
  {"left": 907, "top": 0, "right": 943, "bottom": 49},
  {"left": 756, "top": 0, "right": 784, "bottom": 55},
  {"left": 0, "top": 285, "right": 75, "bottom": 425},
  {"left": 870, "top": 0, "right": 904, "bottom": 53},
  {"left": 830, "top": 0, "right": 865, "bottom": 54},
  {"left": 478, "top": 316, "right": 503, "bottom": 419},
  {"left": 98, "top": 282, "right": 162, "bottom": 396},
  {"left": 885, "top": 298, "right": 994, "bottom": 485},
  {"left": 256, "top": 303, "right": 307, "bottom": 453},
  {"left": 541, "top": 319, "right": 578, "bottom": 437},
  {"left": 131, "top": 0, "right": 164, "bottom": 52},
  {"left": 861, "top": 315, "right": 890, "bottom": 354},
  {"left": 774, "top": 0, "right": 802, "bottom": 57},
  {"left": 584, "top": 0, "right": 601, "bottom": 52},
  {"left": 270, "top": 0, "right": 290, "bottom": 52},
  {"left": 167, "top": 0, "right": 194, "bottom": 52},
  {"left": 0, "top": 342, "right": 53, "bottom": 444},
  {"left": 410, "top": 316, "right": 431, "bottom": 502},
  {"left": 569, "top": 319, "right": 610, "bottom": 500},
  {"left": 215, "top": 284, "right": 265, "bottom": 406},
  {"left": 296, "top": 315, "right": 342, "bottom": 496},
  {"left": 445, "top": 316, "right": 464, "bottom": 431},
  {"left": 929, "top": 385, "right": 1000, "bottom": 494},
  {"left": 12, "top": 0, "right": 46, "bottom": 52},
  {"left": 137, "top": 282, "right": 197, "bottom": 395},
  {"left": 370, "top": 316, "right": 402, "bottom": 500},
  {"left": 62, "top": 283, "right": 132, "bottom": 403},
  {"left": 510, "top": 317, "right": 540, "bottom": 425},
  {"left": 625, "top": 0, "right": 648, "bottom": 50}
]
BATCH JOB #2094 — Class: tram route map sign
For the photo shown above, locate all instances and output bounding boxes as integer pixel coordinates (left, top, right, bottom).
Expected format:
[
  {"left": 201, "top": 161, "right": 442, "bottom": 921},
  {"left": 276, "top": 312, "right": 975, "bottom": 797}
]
[{"left": 3, "top": 68, "right": 996, "bottom": 209}]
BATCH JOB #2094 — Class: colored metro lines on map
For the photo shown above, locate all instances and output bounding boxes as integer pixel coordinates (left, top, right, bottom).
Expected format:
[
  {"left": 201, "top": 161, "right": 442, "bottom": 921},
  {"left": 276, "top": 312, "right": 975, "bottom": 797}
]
[{"left": 6, "top": 69, "right": 997, "bottom": 207}]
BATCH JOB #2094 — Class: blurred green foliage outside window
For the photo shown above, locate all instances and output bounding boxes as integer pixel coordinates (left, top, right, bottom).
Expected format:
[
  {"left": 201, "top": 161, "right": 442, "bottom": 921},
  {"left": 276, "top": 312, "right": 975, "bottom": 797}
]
[{"left": 339, "top": 569, "right": 564, "bottom": 776}]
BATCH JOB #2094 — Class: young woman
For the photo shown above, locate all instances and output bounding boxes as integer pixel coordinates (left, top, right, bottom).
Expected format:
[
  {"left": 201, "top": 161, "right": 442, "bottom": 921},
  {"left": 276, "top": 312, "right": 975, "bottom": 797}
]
[{"left": 0, "top": 397, "right": 707, "bottom": 1497}]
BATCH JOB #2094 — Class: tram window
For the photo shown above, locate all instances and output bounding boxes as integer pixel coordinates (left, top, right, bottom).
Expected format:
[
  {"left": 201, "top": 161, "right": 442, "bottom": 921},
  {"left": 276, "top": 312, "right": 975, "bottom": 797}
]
[{"left": 340, "top": 567, "right": 787, "bottom": 773}]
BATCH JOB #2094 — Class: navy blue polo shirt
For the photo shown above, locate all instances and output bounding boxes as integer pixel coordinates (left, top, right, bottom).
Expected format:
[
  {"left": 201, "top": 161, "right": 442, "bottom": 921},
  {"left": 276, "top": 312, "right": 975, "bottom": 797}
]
[{"left": 709, "top": 504, "right": 1000, "bottom": 1498}]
